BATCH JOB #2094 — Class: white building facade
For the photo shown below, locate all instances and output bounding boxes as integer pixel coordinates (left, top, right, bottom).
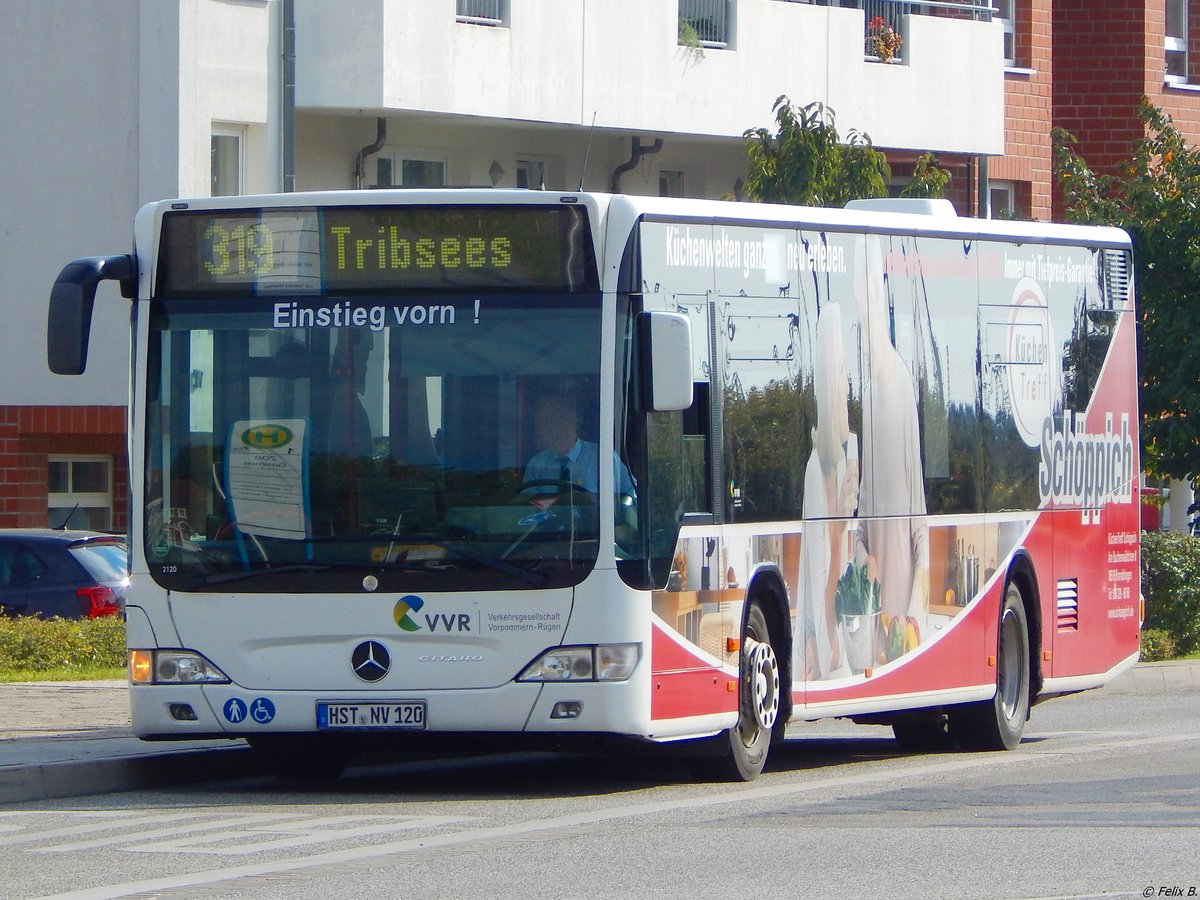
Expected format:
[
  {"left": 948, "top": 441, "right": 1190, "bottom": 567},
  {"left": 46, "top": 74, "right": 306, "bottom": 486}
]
[{"left": 0, "top": 0, "right": 1002, "bottom": 531}]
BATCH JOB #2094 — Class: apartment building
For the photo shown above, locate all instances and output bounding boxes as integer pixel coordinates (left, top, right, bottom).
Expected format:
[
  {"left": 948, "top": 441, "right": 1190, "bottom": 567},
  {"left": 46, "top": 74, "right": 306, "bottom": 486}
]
[{"left": 0, "top": 0, "right": 1189, "bottom": 531}]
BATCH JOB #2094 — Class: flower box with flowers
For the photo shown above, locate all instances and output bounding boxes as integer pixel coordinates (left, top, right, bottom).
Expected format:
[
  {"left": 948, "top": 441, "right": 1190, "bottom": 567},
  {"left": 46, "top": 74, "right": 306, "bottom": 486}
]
[{"left": 866, "top": 16, "right": 902, "bottom": 64}]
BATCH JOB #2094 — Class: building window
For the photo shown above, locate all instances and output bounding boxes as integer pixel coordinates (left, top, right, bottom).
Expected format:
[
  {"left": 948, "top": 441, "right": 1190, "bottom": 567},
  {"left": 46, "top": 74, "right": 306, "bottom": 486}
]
[
  {"left": 989, "top": 181, "right": 1015, "bottom": 219},
  {"left": 211, "top": 129, "right": 243, "bottom": 197},
  {"left": 1166, "top": 0, "right": 1188, "bottom": 83},
  {"left": 371, "top": 151, "right": 447, "bottom": 188},
  {"left": 401, "top": 159, "right": 446, "bottom": 187},
  {"left": 679, "top": 0, "right": 732, "bottom": 49},
  {"left": 48, "top": 455, "right": 113, "bottom": 530},
  {"left": 456, "top": 0, "right": 506, "bottom": 26},
  {"left": 516, "top": 159, "right": 546, "bottom": 190},
  {"left": 659, "top": 169, "right": 685, "bottom": 197},
  {"left": 993, "top": 0, "right": 1016, "bottom": 67}
]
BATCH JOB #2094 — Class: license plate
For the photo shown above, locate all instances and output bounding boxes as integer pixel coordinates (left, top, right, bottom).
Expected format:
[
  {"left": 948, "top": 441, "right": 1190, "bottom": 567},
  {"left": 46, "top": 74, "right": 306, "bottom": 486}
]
[{"left": 316, "top": 701, "right": 426, "bottom": 730}]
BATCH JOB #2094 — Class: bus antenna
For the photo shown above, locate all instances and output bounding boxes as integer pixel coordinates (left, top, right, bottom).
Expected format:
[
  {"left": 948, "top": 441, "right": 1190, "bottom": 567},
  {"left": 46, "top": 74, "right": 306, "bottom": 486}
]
[{"left": 578, "top": 111, "right": 597, "bottom": 192}]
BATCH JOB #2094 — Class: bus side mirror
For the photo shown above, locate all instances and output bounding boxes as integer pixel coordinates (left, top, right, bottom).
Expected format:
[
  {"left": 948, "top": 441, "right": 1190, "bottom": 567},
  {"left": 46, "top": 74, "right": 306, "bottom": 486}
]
[
  {"left": 638, "top": 310, "right": 693, "bottom": 412},
  {"left": 47, "top": 255, "right": 136, "bottom": 375}
]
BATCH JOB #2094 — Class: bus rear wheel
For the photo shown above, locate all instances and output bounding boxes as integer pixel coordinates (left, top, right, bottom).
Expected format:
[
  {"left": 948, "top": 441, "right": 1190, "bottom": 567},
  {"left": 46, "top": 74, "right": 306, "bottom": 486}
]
[
  {"left": 949, "top": 583, "right": 1031, "bottom": 751},
  {"left": 691, "top": 601, "right": 780, "bottom": 782}
]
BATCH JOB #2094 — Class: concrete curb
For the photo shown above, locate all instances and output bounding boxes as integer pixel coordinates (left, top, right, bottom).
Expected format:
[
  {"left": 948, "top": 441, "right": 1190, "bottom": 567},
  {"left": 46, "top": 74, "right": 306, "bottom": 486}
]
[
  {"left": 0, "top": 746, "right": 260, "bottom": 805},
  {"left": 1099, "top": 659, "right": 1199, "bottom": 695}
]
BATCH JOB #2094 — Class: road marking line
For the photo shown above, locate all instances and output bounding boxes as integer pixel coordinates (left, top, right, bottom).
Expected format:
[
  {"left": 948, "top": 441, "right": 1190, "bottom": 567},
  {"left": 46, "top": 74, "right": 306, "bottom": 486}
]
[
  {"left": 36, "top": 731, "right": 1200, "bottom": 900},
  {"left": 123, "top": 815, "right": 468, "bottom": 856},
  {"left": 30, "top": 814, "right": 304, "bottom": 853},
  {"left": 0, "top": 812, "right": 217, "bottom": 848}
]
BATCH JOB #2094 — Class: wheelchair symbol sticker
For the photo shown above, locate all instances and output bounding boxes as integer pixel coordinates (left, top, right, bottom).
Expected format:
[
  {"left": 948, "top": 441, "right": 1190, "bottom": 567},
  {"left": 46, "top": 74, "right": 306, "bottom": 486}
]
[
  {"left": 249, "top": 697, "right": 276, "bottom": 724},
  {"left": 223, "top": 698, "right": 247, "bottom": 723},
  {"left": 223, "top": 697, "right": 275, "bottom": 724}
]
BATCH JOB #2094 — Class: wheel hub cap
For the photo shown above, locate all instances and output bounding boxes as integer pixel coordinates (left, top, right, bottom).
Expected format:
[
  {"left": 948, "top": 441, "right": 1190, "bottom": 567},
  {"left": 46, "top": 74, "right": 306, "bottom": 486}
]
[{"left": 745, "top": 637, "right": 780, "bottom": 730}]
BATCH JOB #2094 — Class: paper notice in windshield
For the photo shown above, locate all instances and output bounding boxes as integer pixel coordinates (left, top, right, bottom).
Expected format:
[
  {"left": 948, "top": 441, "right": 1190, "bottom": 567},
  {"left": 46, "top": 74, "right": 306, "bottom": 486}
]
[{"left": 226, "top": 419, "right": 309, "bottom": 540}]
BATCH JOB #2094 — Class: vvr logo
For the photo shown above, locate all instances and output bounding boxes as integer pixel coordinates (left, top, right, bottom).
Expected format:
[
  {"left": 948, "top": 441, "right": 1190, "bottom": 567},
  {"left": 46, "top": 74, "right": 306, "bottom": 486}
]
[
  {"left": 393, "top": 595, "right": 425, "bottom": 632},
  {"left": 393, "top": 595, "right": 472, "bottom": 633}
]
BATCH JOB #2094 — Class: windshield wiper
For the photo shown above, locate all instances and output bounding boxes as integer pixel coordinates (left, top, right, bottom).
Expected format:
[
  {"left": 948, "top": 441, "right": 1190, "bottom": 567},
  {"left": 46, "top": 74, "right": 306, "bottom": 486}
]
[
  {"left": 191, "top": 557, "right": 446, "bottom": 588},
  {"left": 195, "top": 563, "right": 329, "bottom": 587},
  {"left": 393, "top": 534, "right": 548, "bottom": 587},
  {"left": 188, "top": 534, "right": 547, "bottom": 588},
  {"left": 292, "top": 532, "right": 549, "bottom": 586}
]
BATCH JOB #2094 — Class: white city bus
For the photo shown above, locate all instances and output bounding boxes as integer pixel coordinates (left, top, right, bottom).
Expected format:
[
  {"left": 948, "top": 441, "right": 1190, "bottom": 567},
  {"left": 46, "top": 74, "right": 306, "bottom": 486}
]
[{"left": 49, "top": 191, "right": 1140, "bottom": 780}]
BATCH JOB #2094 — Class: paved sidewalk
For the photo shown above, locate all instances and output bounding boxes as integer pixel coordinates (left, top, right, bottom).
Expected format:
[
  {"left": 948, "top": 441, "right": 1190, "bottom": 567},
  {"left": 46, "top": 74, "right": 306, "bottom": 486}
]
[
  {"left": 0, "top": 680, "right": 252, "bottom": 804},
  {"left": 1, "top": 661, "right": 1197, "bottom": 804}
]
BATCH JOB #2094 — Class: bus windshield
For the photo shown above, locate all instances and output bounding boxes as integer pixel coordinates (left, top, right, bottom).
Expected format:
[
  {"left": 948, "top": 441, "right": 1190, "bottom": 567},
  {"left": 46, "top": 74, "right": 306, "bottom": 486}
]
[{"left": 143, "top": 290, "right": 605, "bottom": 593}]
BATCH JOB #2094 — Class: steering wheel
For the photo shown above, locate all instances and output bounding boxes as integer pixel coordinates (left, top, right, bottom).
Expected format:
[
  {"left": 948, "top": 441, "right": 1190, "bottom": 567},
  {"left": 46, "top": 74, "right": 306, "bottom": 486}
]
[{"left": 518, "top": 479, "right": 596, "bottom": 502}]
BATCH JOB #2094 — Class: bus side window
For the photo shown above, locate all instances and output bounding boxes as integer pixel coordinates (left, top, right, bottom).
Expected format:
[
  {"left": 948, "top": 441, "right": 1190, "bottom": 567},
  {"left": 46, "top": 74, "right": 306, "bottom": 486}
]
[{"left": 681, "top": 381, "right": 711, "bottom": 514}]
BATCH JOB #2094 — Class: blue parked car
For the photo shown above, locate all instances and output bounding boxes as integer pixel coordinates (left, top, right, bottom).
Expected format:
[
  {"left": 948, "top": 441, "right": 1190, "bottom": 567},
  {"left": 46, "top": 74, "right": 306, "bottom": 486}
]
[{"left": 0, "top": 529, "right": 128, "bottom": 619}]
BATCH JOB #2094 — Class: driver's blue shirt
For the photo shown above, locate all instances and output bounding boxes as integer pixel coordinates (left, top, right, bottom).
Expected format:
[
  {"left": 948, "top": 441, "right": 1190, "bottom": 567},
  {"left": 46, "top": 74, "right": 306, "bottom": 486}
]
[{"left": 523, "top": 439, "right": 637, "bottom": 496}]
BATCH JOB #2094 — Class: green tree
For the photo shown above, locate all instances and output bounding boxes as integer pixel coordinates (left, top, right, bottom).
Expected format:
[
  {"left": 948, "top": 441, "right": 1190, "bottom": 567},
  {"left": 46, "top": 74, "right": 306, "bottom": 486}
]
[
  {"left": 742, "top": 96, "right": 949, "bottom": 207},
  {"left": 899, "top": 152, "right": 951, "bottom": 200},
  {"left": 743, "top": 96, "right": 891, "bottom": 206},
  {"left": 1053, "top": 98, "right": 1200, "bottom": 484}
]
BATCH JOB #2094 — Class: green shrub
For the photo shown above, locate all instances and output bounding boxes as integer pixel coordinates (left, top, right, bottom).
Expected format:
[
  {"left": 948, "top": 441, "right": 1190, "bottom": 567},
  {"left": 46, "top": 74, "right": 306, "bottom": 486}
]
[
  {"left": 1141, "top": 530, "right": 1200, "bottom": 656},
  {"left": 1139, "top": 628, "right": 1177, "bottom": 662},
  {"left": 0, "top": 616, "right": 126, "bottom": 673}
]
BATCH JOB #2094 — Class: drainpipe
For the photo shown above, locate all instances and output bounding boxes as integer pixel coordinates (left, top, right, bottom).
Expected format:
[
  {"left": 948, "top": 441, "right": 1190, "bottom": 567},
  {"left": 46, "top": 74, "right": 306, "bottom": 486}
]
[
  {"left": 280, "top": 0, "right": 296, "bottom": 192},
  {"left": 610, "top": 137, "right": 664, "bottom": 193},
  {"left": 353, "top": 118, "right": 387, "bottom": 190},
  {"left": 977, "top": 155, "right": 989, "bottom": 218}
]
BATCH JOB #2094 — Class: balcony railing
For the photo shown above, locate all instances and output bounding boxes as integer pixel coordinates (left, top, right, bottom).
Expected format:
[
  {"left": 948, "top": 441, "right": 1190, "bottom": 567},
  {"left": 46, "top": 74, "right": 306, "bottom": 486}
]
[
  {"left": 794, "top": 0, "right": 992, "bottom": 20},
  {"left": 679, "top": 0, "right": 731, "bottom": 49},
  {"left": 456, "top": 0, "right": 504, "bottom": 27},
  {"left": 678, "top": 1, "right": 992, "bottom": 57},
  {"left": 780, "top": 0, "right": 994, "bottom": 63}
]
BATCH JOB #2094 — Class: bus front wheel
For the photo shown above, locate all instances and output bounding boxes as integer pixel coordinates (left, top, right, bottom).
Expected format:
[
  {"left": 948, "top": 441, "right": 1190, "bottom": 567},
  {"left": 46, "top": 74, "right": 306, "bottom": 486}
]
[
  {"left": 692, "top": 601, "right": 780, "bottom": 781},
  {"left": 949, "top": 583, "right": 1031, "bottom": 751}
]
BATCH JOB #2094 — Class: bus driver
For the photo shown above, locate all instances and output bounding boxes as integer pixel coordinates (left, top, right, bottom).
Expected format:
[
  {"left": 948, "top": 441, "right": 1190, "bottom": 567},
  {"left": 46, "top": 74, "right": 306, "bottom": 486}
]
[{"left": 522, "top": 393, "right": 637, "bottom": 498}]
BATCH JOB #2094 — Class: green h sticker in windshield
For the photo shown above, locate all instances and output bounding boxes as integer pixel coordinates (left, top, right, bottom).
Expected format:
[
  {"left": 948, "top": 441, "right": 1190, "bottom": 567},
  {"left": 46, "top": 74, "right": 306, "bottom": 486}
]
[{"left": 240, "top": 423, "right": 294, "bottom": 450}]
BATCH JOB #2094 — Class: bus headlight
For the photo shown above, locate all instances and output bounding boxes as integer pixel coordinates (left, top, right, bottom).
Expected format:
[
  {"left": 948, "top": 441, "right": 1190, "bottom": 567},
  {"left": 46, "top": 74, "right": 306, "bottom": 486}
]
[
  {"left": 517, "top": 643, "right": 640, "bottom": 682},
  {"left": 129, "top": 649, "right": 230, "bottom": 685}
]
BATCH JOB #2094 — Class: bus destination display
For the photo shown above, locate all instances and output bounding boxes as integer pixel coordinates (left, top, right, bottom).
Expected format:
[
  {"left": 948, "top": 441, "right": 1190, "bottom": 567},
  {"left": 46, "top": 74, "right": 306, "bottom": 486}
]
[{"left": 158, "top": 204, "right": 597, "bottom": 295}]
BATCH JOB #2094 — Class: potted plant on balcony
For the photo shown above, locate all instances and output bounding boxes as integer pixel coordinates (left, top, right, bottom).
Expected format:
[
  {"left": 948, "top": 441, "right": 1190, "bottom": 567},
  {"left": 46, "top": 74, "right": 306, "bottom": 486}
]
[{"left": 866, "top": 16, "right": 903, "bottom": 64}]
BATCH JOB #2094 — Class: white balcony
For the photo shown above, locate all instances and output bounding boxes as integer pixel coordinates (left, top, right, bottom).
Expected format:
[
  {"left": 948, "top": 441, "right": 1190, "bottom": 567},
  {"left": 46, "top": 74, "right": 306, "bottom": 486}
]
[{"left": 295, "top": 0, "right": 1003, "bottom": 156}]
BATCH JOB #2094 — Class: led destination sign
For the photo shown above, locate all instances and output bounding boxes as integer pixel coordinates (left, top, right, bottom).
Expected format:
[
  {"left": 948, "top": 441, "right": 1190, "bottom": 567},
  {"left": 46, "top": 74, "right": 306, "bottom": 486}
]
[{"left": 158, "top": 203, "right": 598, "bottom": 295}]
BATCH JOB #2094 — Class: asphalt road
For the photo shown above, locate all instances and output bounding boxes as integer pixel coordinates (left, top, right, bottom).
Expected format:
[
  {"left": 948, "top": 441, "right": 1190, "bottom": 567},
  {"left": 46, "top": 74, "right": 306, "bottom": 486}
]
[{"left": 0, "top": 683, "right": 1197, "bottom": 900}]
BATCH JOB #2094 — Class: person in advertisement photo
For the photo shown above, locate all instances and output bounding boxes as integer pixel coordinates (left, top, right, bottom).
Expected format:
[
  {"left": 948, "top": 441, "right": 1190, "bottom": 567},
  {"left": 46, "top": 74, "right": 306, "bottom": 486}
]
[
  {"left": 796, "top": 300, "right": 859, "bottom": 681},
  {"left": 852, "top": 235, "right": 930, "bottom": 667}
]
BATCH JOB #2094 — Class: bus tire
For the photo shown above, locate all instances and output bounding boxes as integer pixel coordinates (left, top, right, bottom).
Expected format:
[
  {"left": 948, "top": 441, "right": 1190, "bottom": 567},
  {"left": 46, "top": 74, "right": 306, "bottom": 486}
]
[
  {"left": 691, "top": 601, "right": 780, "bottom": 782},
  {"left": 949, "top": 583, "right": 1031, "bottom": 751}
]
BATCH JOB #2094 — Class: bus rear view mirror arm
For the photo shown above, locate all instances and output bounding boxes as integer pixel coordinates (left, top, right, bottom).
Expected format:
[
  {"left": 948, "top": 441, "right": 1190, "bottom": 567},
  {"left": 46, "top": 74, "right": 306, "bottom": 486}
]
[{"left": 47, "top": 254, "right": 136, "bottom": 375}]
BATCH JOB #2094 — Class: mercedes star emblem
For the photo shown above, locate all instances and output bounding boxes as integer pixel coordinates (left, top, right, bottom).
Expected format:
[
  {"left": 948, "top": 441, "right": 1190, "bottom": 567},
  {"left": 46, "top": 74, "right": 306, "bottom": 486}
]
[{"left": 351, "top": 640, "right": 390, "bottom": 682}]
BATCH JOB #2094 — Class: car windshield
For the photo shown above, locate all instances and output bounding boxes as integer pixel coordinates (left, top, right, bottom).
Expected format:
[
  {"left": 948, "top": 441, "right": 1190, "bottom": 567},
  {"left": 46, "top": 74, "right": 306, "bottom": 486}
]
[{"left": 144, "top": 291, "right": 608, "bottom": 592}]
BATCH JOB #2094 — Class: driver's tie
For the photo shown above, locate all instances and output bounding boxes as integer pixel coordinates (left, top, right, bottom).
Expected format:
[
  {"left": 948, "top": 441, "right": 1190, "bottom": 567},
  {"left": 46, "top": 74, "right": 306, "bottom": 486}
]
[{"left": 559, "top": 457, "right": 571, "bottom": 484}]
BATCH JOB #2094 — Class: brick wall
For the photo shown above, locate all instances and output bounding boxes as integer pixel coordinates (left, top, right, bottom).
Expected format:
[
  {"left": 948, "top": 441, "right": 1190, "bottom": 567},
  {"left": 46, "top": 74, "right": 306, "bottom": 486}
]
[
  {"left": 993, "top": 0, "right": 1054, "bottom": 221},
  {"left": 1052, "top": 1, "right": 1200, "bottom": 220},
  {"left": 0, "top": 405, "right": 128, "bottom": 531},
  {"left": 1052, "top": 1, "right": 1151, "bottom": 220}
]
